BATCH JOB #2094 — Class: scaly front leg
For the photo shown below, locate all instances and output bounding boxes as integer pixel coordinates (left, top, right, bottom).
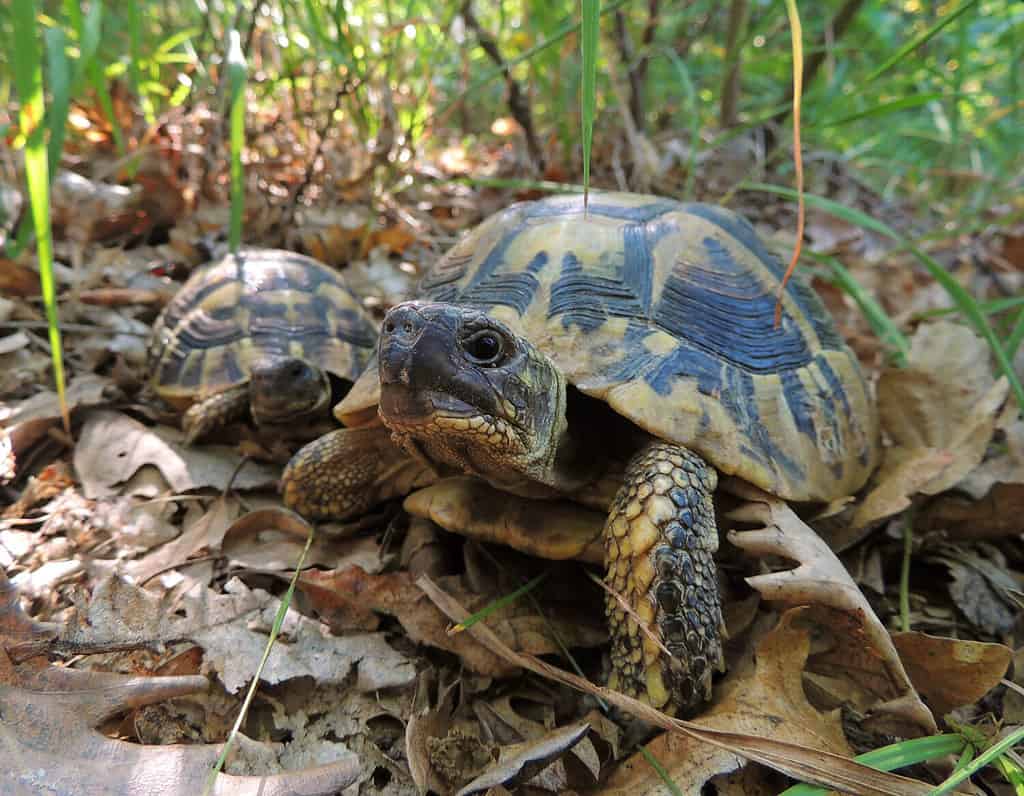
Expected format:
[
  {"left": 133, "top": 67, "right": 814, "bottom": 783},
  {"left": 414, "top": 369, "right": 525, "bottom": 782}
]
[{"left": 604, "top": 441, "right": 725, "bottom": 714}]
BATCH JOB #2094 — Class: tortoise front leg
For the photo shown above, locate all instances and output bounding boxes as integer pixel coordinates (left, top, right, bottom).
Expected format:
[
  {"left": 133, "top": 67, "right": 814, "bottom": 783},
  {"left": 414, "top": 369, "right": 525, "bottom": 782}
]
[
  {"left": 604, "top": 442, "right": 725, "bottom": 714},
  {"left": 181, "top": 383, "right": 251, "bottom": 445},
  {"left": 282, "top": 425, "right": 439, "bottom": 520}
]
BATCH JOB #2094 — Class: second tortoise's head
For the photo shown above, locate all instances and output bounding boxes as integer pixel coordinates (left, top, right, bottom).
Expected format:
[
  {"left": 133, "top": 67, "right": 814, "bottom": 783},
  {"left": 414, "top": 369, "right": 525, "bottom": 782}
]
[
  {"left": 376, "top": 302, "right": 569, "bottom": 493},
  {"left": 249, "top": 357, "right": 333, "bottom": 427}
]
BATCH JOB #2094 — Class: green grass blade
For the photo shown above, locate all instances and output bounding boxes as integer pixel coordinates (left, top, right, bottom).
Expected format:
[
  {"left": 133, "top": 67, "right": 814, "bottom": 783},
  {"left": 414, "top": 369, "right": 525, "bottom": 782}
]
[
  {"left": 202, "top": 523, "right": 316, "bottom": 795},
  {"left": 44, "top": 27, "right": 71, "bottom": 173},
  {"left": 742, "top": 183, "right": 1024, "bottom": 411},
  {"left": 780, "top": 734, "right": 967, "bottom": 795},
  {"left": 662, "top": 48, "right": 700, "bottom": 201},
  {"left": 580, "top": 0, "right": 599, "bottom": 206},
  {"left": 814, "top": 254, "right": 909, "bottom": 366},
  {"left": 451, "top": 572, "right": 548, "bottom": 633},
  {"left": 12, "top": 0, "right": 69, "bottom": 433},
  {"left": 813, "top": 93, "right": 957, "bottom": 128},
  {"left": 866, "top": 0, "right": 980, "bottom": 83},
  {"left": 226, "top": 29, "right": 247, "bottom": 253},
  {"left": 930, "top": 726, "right": 1024, "bottom": 795},
  {"left": 1006, "top": 308, "right": 1024, "bottom": 362}
]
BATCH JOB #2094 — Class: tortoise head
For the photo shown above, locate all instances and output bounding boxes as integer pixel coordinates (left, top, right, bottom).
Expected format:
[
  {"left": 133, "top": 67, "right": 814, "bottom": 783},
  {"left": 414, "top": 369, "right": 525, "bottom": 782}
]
[
  {"left": 376, "top": 302, "right": 571, "bottom": 494},
  {"left": 249, "top": 357, "right": 332, "bottom": 427}
]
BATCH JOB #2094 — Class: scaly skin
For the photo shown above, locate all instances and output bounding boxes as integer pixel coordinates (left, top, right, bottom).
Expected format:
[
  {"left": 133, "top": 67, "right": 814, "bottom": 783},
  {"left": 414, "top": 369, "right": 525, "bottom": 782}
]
[
  {"left": 181, "top": 383, "right": 250, "bottom": 445},
  {"left": 282, "top": 424, "right": 438, "bottom": 520},
  {"left": 604, "top": 442, "right": 725, "bottom": 714}
]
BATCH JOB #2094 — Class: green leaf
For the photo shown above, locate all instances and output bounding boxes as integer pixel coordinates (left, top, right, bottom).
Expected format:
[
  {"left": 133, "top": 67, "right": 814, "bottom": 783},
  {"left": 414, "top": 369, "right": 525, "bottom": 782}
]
[
  {"left": 866, "top": 0, "right": 980, "bottom": 83},
  {"left": 12, "top": 0, "right": 69, "bottom": 432}
]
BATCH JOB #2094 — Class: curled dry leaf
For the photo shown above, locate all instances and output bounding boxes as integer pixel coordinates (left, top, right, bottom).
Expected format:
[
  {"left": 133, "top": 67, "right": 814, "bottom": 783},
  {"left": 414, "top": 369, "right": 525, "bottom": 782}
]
[
  {"left": 602, "top": 610, "right": 850, "bottom": 795},
  {"left": 456, "top": 720, "right": 591, "bottom": 795},
  {"left": 854, "top": 322, "right": 1009, "bottom": 529},
  {"left": 74, "top": 410, "right": 279, "bottom": 498},
  {"left": 0, "top": 571, "right": 362, "bottom": 796},
  {"left": 726, "top": 479, "right": 937, "bottom": 738},
  {"left": 891, "top": 631, "right": 1011, "bottom": 717},
  {"left": 927, "top": 543, "right": 1020, "bottom": 636}
]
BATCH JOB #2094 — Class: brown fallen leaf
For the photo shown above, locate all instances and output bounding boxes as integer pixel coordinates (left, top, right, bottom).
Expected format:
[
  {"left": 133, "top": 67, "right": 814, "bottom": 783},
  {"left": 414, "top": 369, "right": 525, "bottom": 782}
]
[
  {"left": 891, "top": 631, "right": 1011, "bottom": 717},
  {"left": 73, "top": 410, "right": 279, "bottom": 497},
  {"left": 601, "top": 610, "right": 851, "bottom": 795},
  {"left": 726, "top": 480, "right": 938, "bottom": 738},
  {"left": 1, "top": 374, "right": 108, "bottom": 475},
  {"left": 0, "top": 570, "right": 361, "bottom": 795},
  {"left": 417, "top": 574, "right": 947, "bottom": 796},
  {"left": 854, "top": 322, "right": 1009, "bottom": 529}
]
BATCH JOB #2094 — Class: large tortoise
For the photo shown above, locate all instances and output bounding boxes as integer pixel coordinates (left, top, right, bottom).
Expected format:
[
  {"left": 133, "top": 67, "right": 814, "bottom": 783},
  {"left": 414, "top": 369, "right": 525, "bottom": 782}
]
[
  {"left": 148, "top": 248, "right": 378, "bottom": 445},
  {"left": 282, "top": 192, "right": 879, "bottom": 713}
]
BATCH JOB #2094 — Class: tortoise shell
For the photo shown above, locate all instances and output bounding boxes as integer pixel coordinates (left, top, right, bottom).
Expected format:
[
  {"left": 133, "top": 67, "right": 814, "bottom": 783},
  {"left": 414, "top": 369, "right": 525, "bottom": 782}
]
[
  {"left": 340, "top": 192, "right": 878, "bottom": 502},
  {"left": 149, "top": 248, "right": 377, "bottom": 408}
]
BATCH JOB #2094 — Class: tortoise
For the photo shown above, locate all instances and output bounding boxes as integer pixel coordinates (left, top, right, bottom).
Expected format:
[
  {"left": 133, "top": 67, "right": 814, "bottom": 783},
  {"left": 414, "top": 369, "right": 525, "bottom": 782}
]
[
  {"left": 281, "top": 192, "right": 879, "bottom": 713},
  {"left": 147, "top": 248, "right": 378, "bottom": 445}
]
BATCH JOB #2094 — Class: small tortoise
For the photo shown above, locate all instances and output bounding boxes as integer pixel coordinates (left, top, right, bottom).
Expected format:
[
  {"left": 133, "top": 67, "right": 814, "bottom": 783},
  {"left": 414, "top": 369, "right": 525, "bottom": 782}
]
[
  {"left": 148, "top": 248, "right": 378, "bottom": 445},
  {"left": 282, "top": 192, "right": 879, "bottom": 713}
]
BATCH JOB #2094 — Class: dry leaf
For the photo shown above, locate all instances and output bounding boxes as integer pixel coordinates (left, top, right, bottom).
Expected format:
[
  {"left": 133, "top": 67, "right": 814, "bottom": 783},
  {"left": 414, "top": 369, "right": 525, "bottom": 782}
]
[
  {"left": 0, "top": 570, "right": 363, "bottom": 795},
  {"left": 726, "top": 480, "right": 937, "bottom": 737},
  {"left": 855, "top": 322, "right": 1009, "bottom": 528},
  {"left": 74, "top": 410, "right": 279, "bottom": 497},
  {"left": 892, "top": 631, "right": 1011, "bottom": 716},
  {"left": 124, "top": 496, "right": 239, "bottom": 583},
  {"left": 456, "top": 720, "right": 591, "bottom": 795},
  {"left": 601, "top": 610, "right": 850, "bottom": 795}
]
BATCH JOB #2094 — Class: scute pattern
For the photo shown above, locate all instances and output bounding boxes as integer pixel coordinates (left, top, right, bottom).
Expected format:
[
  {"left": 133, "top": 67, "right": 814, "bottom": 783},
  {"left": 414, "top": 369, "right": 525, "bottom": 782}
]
[
  {"left": 150, "top": 249, "right": 377, "bottom": 407},
  {"left": 410, "top": 191, "right": 878, "bottom": 502}
]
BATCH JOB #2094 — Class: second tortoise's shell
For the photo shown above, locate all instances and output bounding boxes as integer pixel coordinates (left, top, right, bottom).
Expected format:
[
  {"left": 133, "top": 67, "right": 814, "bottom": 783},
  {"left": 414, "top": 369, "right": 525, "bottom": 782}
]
[
  {"left": 149, "top": 249, "right": 377, "bottom": 408},
  {"left": 340, "top": 192, "right": 878, "bottom": 502}
]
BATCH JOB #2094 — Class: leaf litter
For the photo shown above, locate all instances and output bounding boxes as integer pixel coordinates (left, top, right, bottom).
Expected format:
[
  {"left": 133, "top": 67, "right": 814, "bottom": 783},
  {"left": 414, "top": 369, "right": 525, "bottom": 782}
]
[{"left": 1, "top": 83, "right": 1022, "bottom": 796}]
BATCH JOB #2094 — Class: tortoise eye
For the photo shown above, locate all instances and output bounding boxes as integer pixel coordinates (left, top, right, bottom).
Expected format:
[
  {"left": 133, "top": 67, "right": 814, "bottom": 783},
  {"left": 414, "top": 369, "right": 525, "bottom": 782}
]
[{"left": 464, "top": 330, "right": 504, "bottom": 365}]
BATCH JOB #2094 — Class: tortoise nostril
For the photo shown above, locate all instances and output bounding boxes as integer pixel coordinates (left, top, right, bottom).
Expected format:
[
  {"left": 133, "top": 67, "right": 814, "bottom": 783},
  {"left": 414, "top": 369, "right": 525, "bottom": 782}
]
[{"left": 403, "top": 322, "right": 414, "bottom": 334}]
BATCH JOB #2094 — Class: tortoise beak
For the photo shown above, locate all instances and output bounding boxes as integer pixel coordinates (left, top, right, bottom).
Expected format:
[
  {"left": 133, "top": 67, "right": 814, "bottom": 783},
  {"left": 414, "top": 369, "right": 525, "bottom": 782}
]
[{"left": 377, "top": 302, "right": 501, "bottom": 423}]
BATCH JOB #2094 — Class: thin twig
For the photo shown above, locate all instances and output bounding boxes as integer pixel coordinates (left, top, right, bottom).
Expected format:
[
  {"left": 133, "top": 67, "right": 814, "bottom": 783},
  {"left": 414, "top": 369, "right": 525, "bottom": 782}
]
[{"left": 461, "top": 1, "right": 545, "bottom": 171}]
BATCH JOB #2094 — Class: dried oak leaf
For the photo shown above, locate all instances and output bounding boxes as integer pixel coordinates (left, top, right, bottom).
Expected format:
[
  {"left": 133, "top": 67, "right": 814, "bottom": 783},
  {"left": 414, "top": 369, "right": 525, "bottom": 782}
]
[
  {"left": 726, "top": 480, "right": 938, "bottom": 738},
  {"left": 891, "top": 631, "right": 1011, "bottom": 717},
  {"left": 926, "top": 543, "right": 1020, "bottom": 636},
  {"left": 0, "top": 570, "right": 359, "bottom": 796},
  {"left": 854, "top": 322, "right": 1009, "bottom": 529},
  {"left": 601, "top": 610, "right": 851, "bottom": 795},
  {"left": 73, "top": 410, "right": 279, "bottom": 499}
]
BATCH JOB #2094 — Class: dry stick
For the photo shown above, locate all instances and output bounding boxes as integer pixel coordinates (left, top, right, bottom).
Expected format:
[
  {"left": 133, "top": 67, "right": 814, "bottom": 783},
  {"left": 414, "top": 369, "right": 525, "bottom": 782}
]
[
  {"left": 613, "top": 11, "right": 641, "bottom": 133},
  {"left": 418, "top": 574, "right": 950, "bottom": 796},
  {"left": 719, "top": 0, "right": 750, "bottom": 129},
  {"left": 461, "top": 1, "right": 545, "bottom": 172}
]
